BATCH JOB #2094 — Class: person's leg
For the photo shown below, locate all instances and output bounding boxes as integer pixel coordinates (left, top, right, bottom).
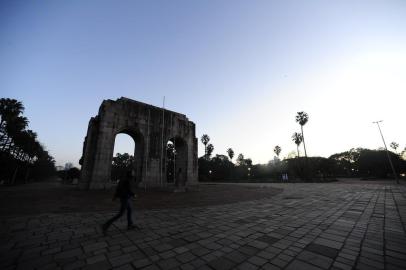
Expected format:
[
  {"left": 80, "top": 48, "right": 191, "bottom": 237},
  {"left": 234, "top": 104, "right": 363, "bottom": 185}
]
[
  {"left": 126, "top": 197, "right": 134, "bottom": 227},
  {"left": 103, "top": 199, "right": 125, "bottom": 231}
]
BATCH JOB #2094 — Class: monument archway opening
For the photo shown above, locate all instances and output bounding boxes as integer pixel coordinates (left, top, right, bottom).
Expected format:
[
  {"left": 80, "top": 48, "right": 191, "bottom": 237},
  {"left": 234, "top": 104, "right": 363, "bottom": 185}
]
[
  {"left": 111, "top": 131, "right": 144, "bottom": 185},
  {"left": 165, "top": 137, "right": 188, "bottom": 187}
]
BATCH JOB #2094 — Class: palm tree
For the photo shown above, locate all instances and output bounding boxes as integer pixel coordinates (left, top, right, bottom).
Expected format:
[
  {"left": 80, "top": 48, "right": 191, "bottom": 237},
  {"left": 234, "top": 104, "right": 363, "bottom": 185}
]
[
  {"left": 23, "top": 130, "right": 38, "bottom": 162},
  {"left": 274, "top": 145, "right": 282, "bottom": 158},
  {"left": 11, "top": 130, "right": 28, "bottom": 159},
  {"left": 206, "top": 144, "right": 214, "bottom": 159},
  {"left": 390, "top": 142, "right": 399, "bottom": 154},
  {"left": 0, "top": 98, "right": 25, "bottom": 145},
  {"left": 227, "top": 148, "right": 234, "bottom": 161},
  {"left": 292, "top": 132, "right": 303, "bottom": 158},
  {"left": 296, "top": 111, "right": 309, "bottom": 157},
  {"left": 201, "top": 134, "right": 210, "bottom": 158},
  {"left": 0, "top": 98, "right": 24, "bottom": 128},
  {"left": 236, "top": 153, "right": 245, "bottom": 166},
  {"left": 2, "top": 116, "right": 29, "bottom": 152},
  {"left": 0, "top": 98, "right": 56, "bottom": 184}
]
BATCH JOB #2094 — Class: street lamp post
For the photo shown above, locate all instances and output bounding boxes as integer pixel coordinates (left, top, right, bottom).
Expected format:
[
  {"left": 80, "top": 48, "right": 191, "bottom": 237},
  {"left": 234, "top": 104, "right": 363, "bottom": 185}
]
[{"left": 373, "top": 120, "right": 399, "bottom": 184}]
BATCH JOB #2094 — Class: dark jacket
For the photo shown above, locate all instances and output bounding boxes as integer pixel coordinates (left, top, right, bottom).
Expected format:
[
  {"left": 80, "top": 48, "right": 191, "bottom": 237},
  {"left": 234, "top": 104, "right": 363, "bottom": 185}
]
[{"left": 114, "top": 179, "right": 134, "bottom": 200}]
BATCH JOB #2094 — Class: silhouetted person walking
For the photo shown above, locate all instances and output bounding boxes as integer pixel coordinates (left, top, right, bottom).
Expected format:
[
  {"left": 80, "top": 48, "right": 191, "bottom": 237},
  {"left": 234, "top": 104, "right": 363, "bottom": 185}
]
[{"left": 102, "top": 171, "right": 138, "bottom": 235}]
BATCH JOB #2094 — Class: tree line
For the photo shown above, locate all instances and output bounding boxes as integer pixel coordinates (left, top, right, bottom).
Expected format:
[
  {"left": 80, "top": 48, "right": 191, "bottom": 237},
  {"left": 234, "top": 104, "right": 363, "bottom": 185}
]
[
  {"left": 199, "top": 111, "right": 406, "bottom": 182},
  {"left": 0, "top": 98, "right": 56, "bottom": 184}
]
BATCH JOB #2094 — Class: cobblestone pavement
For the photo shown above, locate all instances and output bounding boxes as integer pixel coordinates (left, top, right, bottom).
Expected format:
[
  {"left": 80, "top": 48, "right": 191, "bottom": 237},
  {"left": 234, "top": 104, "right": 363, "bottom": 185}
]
[{"left": 1, "top": 181, "right": 406, "bottom": 270}]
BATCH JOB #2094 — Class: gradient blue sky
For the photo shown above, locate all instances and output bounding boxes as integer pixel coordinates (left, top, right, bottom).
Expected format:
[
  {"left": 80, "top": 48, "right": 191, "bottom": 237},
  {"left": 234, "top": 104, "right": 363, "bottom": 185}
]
[{"left": 1, "top": 0, "right": 405, "bottom": 166}]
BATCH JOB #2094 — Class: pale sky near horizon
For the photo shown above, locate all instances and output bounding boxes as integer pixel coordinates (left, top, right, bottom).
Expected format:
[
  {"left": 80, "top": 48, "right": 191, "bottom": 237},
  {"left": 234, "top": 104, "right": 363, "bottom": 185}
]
[{"left": 1, "top": 0, "right": 405, "bottom": 167}]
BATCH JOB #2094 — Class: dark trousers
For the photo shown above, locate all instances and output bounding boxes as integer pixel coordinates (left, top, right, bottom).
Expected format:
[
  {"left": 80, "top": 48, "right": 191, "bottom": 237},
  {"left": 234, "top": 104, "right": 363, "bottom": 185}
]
[{"left": 104, "top": 197, "right": 133, "bottom": 229}]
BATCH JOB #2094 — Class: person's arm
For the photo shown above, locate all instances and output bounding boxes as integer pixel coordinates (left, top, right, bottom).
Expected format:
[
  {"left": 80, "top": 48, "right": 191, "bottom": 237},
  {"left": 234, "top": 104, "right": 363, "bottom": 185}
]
[{"left": 113, "top": 183, "right": 121, "bottom": 200}]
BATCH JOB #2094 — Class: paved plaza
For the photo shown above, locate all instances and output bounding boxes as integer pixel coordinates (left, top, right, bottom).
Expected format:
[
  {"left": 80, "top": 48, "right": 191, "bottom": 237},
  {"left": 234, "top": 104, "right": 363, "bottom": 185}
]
[{"left": 1, "top": 180, "right": 406, "bottom": 270}]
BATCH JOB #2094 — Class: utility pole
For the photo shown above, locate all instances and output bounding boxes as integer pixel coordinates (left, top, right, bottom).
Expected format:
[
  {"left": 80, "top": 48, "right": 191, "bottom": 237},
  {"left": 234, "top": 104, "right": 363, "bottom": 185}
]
[
  {"left": 373, "top": 120, "right": 399, "bottom": 184},
  {"left": 160, "top": 96, "right": 165, "bottom": 188},
  {"left": 144, "top": 109, "right": 150, "bottom": 192}
]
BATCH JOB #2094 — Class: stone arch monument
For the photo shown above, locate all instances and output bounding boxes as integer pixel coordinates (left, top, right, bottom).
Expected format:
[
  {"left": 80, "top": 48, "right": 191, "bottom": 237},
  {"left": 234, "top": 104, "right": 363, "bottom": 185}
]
[{"left": 79, "top": 97, "right": 198, "bottom": 189}]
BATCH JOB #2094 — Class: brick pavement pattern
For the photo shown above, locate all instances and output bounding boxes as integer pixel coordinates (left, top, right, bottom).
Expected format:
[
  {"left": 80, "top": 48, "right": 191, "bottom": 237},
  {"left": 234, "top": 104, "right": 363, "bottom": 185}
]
[{"left": 1, "top": 181, "right": 406, "bottom": 270}]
